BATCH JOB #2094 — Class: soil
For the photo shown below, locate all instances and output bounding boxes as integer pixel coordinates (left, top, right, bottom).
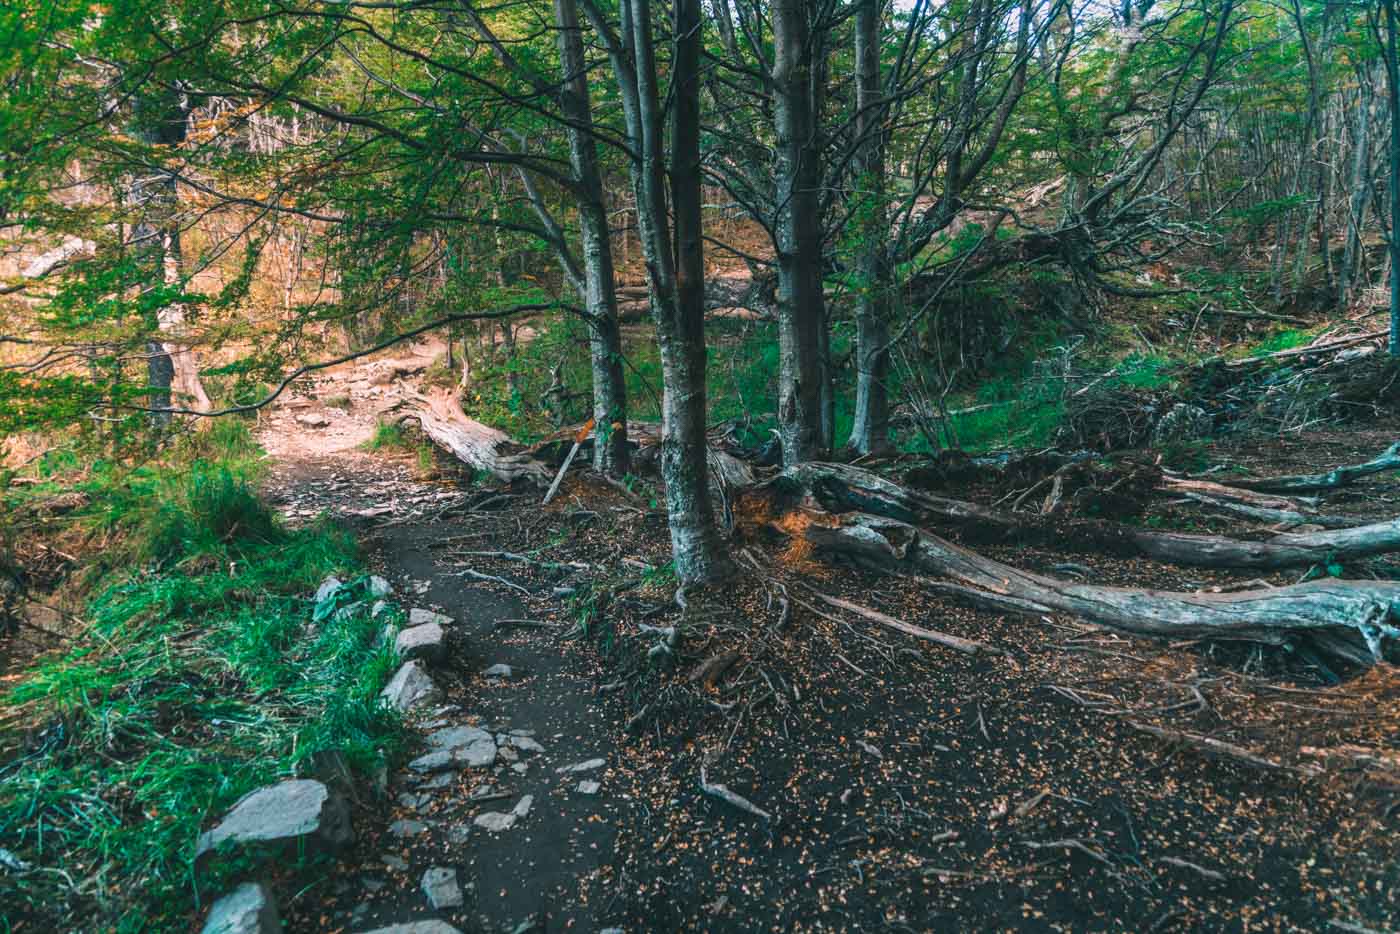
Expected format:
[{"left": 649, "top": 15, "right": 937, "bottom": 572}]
[{"left": 245, "top": 358, "right": 1400, "bottom": 934}]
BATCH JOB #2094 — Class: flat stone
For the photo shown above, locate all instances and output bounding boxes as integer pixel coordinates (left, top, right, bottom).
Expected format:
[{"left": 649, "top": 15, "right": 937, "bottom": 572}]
[
  {"left": 314, "top": 577, "right": 342, "bottom": 603},
  {"left": 447, "top": 824, "right": 471, "bottom": 845},
  {"left": 408, "top": 750, "right": 454, "bottom": 773},
  {"left": 555, "top": 758, "right": 605, "bottom": 775},
  {"left": 510, "top": 735, "right": 544, "bottom": 754},
  {"left": 576, "top": 780, "right": 601, "bottom": 795},
  {"left": 511, "top": 763, "right": 528, "bottom": 775},
  {"left": 381, "top": 854, "right": 409, "bottom": 871},
  {"left": 196, "top": 780, "right": 352, "bottom": 857},
  {"left": 420, "top": 867, "right": 463, "bottom": 910},
  {"left": 296, "top": 412, "right": 330, "bottom": 428},
  {"left": 200, "top": 881, "right": 281, "bottom": 934},
  {"left": 473, "top": 811, "right": 516, "bottom": 832},
  {"left": 409, "top": 607, "right": 452, "bottom": 627},
  {"left": 508, "top": 728, "right": 536, "bottom": 738},
  {"left": 394, "top": 623, "right": 445, "bottom": 663},
  {"left": 425, "top": 725, "right": 496, "bottom": 768},
  {"left": 368, "top": 575, "right": 393, "bottom": 597},
  {"left": 380, "top": 661, "right": 440, "bottom": 713},
  {"left": 511, "top": 795, "right": 533, "bottom": 819},
  {"left": 481, "top": 663, "right": 513, "bottom": 679},
  {"left": 420, "top": 771, "right": 458, "bottom": 790},
  {"left": 496, "top": 745, "right": 519, "bottom": 763},
  {"left": 388, "top": 819, "right": 428, "bottom": 838},
  {"left": 358, "top": 924, "right": 464, "bottom": 934}
]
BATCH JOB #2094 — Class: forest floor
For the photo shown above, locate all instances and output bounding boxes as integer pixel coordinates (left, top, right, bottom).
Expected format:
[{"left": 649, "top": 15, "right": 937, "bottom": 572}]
[{"left": 243, "top": 354, "right": 1400, "bottom": 934}]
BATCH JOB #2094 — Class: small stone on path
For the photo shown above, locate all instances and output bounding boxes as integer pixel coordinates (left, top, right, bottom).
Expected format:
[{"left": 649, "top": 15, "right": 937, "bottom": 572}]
[
  {"left": 200, "top": 881, "right": 280, "bottom": 934},
  {"left": 409, "top": 607, "right": 452, "bottom": 627},
  {"left": 576, "top": 780, "right": 601, "bottom": 795},
  {"left": 482, "top": 663, "right": 513, "bottom": 679},
  {"left": 420, "top": 867, "right": 464, "bottom": 909},
  {"left": 359, "top": 923, "right": 464, "bottom": 934},
  {"left": 512, "top": 794, "right": 534, "bottom": 819},
  {"left": 388, "top": 819, "right": 428, "bottom": 838},
  {"left": 196, "top": 780, "right": 352, "bottom": 857},
  {"left": 380, "top": 661, "right": 440, "bottom": 712},
  {"left": 395, "top": 622, "right": 445, "bottom": 663},
  {"left": 474, "top": 811, "right": 516, "bottom": 832},
  {"left": 555, "top": 758, "right": 605, "bottom": 775}
]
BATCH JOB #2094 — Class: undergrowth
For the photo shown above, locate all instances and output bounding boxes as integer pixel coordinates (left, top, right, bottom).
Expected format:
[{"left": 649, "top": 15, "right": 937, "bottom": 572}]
[{"left": 0, "top": 434, "right": 403, "bottom": 932}]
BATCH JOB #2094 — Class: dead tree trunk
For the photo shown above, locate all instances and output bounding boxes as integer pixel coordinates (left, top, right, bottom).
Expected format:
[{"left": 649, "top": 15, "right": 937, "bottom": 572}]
[
  {"left": 398, "top": 389, "right": 551, "bottom": 485},
  {"left": 771, "top": 461, "right": 1400, "bottom": 570},
  {"left": 1202, "top": 441, "right": 1400, "bottom": 494},
  {"left": 805, "top": 512, "right": 1400, "bottom": 666}
]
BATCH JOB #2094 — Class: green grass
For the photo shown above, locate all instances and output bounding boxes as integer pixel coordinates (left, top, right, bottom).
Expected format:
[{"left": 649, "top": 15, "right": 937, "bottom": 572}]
[
  {"left": 362, "top": 418, "right": 411, "bottom": 452},
  {"left": 0, "top": 449, "right": 404, "bottom": 931}
]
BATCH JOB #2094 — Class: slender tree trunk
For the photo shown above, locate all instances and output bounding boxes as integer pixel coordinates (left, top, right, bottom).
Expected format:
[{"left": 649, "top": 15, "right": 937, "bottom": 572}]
[
  {"left": 848, "top": 0, "right": 892, "bottom": 456},
  {"left": 1340, "top": 75, "right": 1375, "bottom": 303},
  {"left": 555, "top": 0, "right": 629, "bottom": 475},
  {"left": 773, "top": 0, "right": 826, "bottom": 466},
  {"left": 625, "top": 0, "right": 730, "bottom": 583},
  {"left": 1386, "top": 0, "right": 1400, "bottom": 355}
]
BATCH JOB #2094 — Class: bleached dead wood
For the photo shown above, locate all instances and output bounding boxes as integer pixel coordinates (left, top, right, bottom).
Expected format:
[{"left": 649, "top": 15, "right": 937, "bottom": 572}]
[
  {"left": 396, "top": 388, "right": 552, "bottom": 485},
  {"left": 772, "top": 462, "right": 1400, "bottom": 570},
  {"left": 699, "top": 766, "right": 771, "bottom": 820},
  {"left": 810, "top": 591, "right": 1001, "bottom": 657},
  {"left": 1206, "top": 441, "right": 1400, "bottom": 494},
  {"left": 803, "top": 512, "right": 1400, "bottom": 665}
]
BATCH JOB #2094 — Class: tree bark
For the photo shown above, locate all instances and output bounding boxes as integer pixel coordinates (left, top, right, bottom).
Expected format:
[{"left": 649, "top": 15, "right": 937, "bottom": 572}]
[
  {"left": 621, "top": 0, "right": 730, "bottom": 583},
  {"left": 772, "top": 0, "right": 827, "bottom": 466},
  {"left": 554, "top": 0, "right": 629, "bottom": 476},
  {"left": 804, "top": 512, "right": 1400, "bottom": 666},
  {"left": 397, "top": 388, "right": 552, "bottom": 485},
  {"left": 847, "top": 0, "right": 892, "bottom": 456}
]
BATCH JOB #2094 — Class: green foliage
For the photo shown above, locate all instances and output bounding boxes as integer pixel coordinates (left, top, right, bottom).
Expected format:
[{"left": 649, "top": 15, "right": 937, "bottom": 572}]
[
  {"left": 362, "top": 418, "right": 410, "bottom": 452},
  {"left": 0, "top": 456, "right": 403, "bottom": 932}
]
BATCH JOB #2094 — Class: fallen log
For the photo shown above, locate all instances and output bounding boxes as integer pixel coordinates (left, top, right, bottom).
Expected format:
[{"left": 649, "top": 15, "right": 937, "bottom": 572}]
[
  {"left": 769, "top": 462, "right": 1400, "bottom": 570},
  {"left": 1201, "top": 441, "right": 1400, "bottom": 494},
  {"left": 395, "top": 388, "right": 552, "bottom": 485},
  {"left": 803, "top": 512, "right": 1400, "bottom": 666}
]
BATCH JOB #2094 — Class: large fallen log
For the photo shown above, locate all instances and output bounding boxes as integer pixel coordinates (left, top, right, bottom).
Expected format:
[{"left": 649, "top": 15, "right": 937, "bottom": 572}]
[
  {"left": 1202, "top": 441, "right": 1400, "bottom": 494},
  {"left": 803, "top": 512, "right": 1400, "bottom": 666},
  {"left": 768, "top": 462, "right": 1400, "bottom": 570},
  {"left": 395, "top": 389, "right": 553, "bottom": 485}
]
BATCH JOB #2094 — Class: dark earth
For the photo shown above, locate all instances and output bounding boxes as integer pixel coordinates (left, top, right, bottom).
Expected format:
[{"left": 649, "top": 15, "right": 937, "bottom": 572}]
[{"left": 251, "top": 426, "right": 1400, "bottom": 934}]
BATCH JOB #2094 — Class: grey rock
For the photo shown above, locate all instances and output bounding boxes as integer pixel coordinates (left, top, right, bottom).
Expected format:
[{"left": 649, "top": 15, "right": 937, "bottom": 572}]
[
  {"left": 357, "top": 923, "right": 464, "bottom": 934},
  {"left": 381, "top": 854, "right": 409, "bottom": 872},
  {"left": 447, "top": 824, "right": 471, "bottom": 845},
  {"left": 481, "top": 663, "right": 513, "bottom": 679},
  {"left": 296, "top": 412, "right": 330, "bottom": 429},
  {"left": 508, "top": 728, "right": 536, "bottom": 738},
  {"left": 314, "top": 577, "right": 342, "bottom": 603},
  {"left": 388, "top": 819, "right": 428, "bottom": 838},
  {"left": 394, "top": 623, "right": 446, "bottom": 663},
  {"left": 408, "top": 750, "right": 454, "bottom": 773},
  {"left": 196, "top": 780, "right": 352, "bottom": 857},
  {"left": 409, "top": 607, "right": 452, "bottom": 627},
  {"left": 426, "top": 725, "right": 496, "bottom": 768},
  {"left": 350, "top": 904, "right": 369, "bottom": 924},
  {"left": 420, "top": 867, "right": 464, "bottom": 910},
  {"left": 362, "top": 877, "right": 387, "bottom": 894},
  {"left": 420, "top": 771, "right": 458, "bottom": 790},
  {"left": 510, "top": 735, "right": 544, "bottom": 754},
  {"left": 368, "top": 575, "right": 393, "bottom": 597},
  {"left": 200, "top": 881, "right": 281, "bottom": 934},
  {"left": 576, "top": 780, "right": 601, "bottom": 795},
  {"left": 555, "top": 758, "right": 605, "bottom": 775},
  {"left": 371, "top": 600, "right": 390, "bottom": 619},
  {"left": 511, "top": 795, "right": 533, "bottom": 819},
  {"left": 496, "top": 745, "right": 519, "bottom": 763},
  {"left": 511, "top": 763, "right": 528, "bottom": 775},
  {"left": 380, "top": 661, "right": 440, "bottom": 713},
  {"left": 473, "top": 811, "right": 516, "bottom": 832}
]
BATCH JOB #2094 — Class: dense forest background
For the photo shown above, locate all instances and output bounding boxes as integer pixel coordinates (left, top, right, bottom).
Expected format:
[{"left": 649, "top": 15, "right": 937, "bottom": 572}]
[{"left": 4, "top": 1, "right": 1400, "bottom": 931}]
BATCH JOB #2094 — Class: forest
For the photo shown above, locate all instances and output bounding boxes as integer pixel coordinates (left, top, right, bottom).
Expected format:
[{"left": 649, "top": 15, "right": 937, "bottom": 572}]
[{"left": 2, "top": 0, "right": 1400, "bottom": 931}]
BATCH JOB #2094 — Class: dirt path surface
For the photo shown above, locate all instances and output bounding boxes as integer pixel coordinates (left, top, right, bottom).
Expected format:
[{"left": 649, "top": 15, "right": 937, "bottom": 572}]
[{"left": 253, "top": 368, "right": 1400, "bottom": 933}]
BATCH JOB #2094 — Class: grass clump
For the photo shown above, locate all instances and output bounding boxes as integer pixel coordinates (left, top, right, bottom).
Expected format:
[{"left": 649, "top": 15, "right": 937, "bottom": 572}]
[
  {"left": 0, "top": 456, "right": 403, "bottom": 932},
  {"left": 362, "top": 418, "right": 411, "bottom": 452}
]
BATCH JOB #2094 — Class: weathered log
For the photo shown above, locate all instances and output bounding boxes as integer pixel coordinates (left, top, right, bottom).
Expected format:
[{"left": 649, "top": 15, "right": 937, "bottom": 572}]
[
  {"left": 396, "top": 389, "right": 552, "bottom": 485},
  {"left": 1205, "top": 441, "right": 1400, "bottom": 494},
  {"left": 804, "top": 512, "right": 1400, "bottom": 665},
  {"left": 769, "top": 462, "right": 1400, "bottom": 570}
]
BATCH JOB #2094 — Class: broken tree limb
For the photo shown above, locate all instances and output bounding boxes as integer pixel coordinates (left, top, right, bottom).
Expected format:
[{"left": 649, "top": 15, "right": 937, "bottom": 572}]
[
  {"left": 395, "top": 388, "right": 552, "bottom": 485},
  {"left": 810, "top": 591, "right": 1002, "bottom": 657},
  {"left": 1203, "top": 441, "right": 1400, "bottom": 494},
  {"left": 802, "top": 512, "right": 1400, "bottom": 665},
  {"left": 543, "top": 418, "right": 594, "bottom": 505},
  {"left": 699, "top": 766, "right": 772, "bottom": 820},
  {"left": 769, "top": 462, "right": 1400, "bottom": 570}
]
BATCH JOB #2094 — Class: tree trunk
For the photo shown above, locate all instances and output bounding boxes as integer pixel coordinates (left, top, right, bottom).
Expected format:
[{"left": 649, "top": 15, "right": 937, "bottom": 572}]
[
  {"left": 398, "top": 388, "right": 552, "bottom": 485},
  {"left": 847, "top": 0, "right": 892, "bottom": 456},
  {"left": 772, "top": 0, "right": 826, "bottom": 466},
  {"left": 1386, "top": 0, "right": 1400, "bottom": 355},
  {"left": 624, "top": 0, "right": 730, "bottom": 583},
  {"left": 554, "top": 0, "right": 629, "bottom": 476},
  {"left": 804, "top": 512, "right": 1400, "bottom": 666},
  {"left": 1339, "top": 73, "right": 1375, "bottom": 303}
]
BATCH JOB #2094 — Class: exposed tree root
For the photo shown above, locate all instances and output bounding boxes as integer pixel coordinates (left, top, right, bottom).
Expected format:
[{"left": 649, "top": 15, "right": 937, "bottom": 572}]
[
  {"left": 802, "top": 511, "right": 1400, "bottom": 666},
  {"left": 1200, "top": 441, "right": 1400, "bottom": 494},
  {"left": 766, "top": 462, "right": 1400, "bottom": 570}
]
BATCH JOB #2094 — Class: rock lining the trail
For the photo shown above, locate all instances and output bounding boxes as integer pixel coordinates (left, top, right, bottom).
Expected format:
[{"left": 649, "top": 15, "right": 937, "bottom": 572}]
[
  {"left": 420, "top": 867, "right": 464, "bottom": 909},
  {"left": 409, "top": 607, "right": 453, "bottom": 627},
  {"left": 395, "top": 622, "right": 446, "bottom": 663},
  {"left": 359, "top": 922, "right": 464, "bottom": 934},
  {"left": 200, "top": 881, "right": 281, "bottom": 934},
  {"left": 196, "top": 780, "right": 352, "bottom": 858},
  {"left": 380, "top": 661, "right": 441, "bottom": 712},
  {"left": 556, "top": 758, "right": 605, "bottom": 774}
]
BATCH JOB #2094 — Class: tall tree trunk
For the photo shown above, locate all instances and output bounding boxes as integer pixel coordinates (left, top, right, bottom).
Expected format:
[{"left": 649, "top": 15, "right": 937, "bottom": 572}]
[
  {"left": 624, "top": 0, "right": 730, "bottom": 583},
  {"left": 1340, "top": 73, "right": 1375, "bottom": 303},
  {"left": 1386, "top": 0, "right": 1400, "bottom": 355},
  {"left": 847, "top": 0, "right": 892, "bottom": 456},
  {"left": 555, "top": 0, "right": 629, "bottom": 475},
  {"left": 772, "top": 0, "right": 826, "bottom": 466}
]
